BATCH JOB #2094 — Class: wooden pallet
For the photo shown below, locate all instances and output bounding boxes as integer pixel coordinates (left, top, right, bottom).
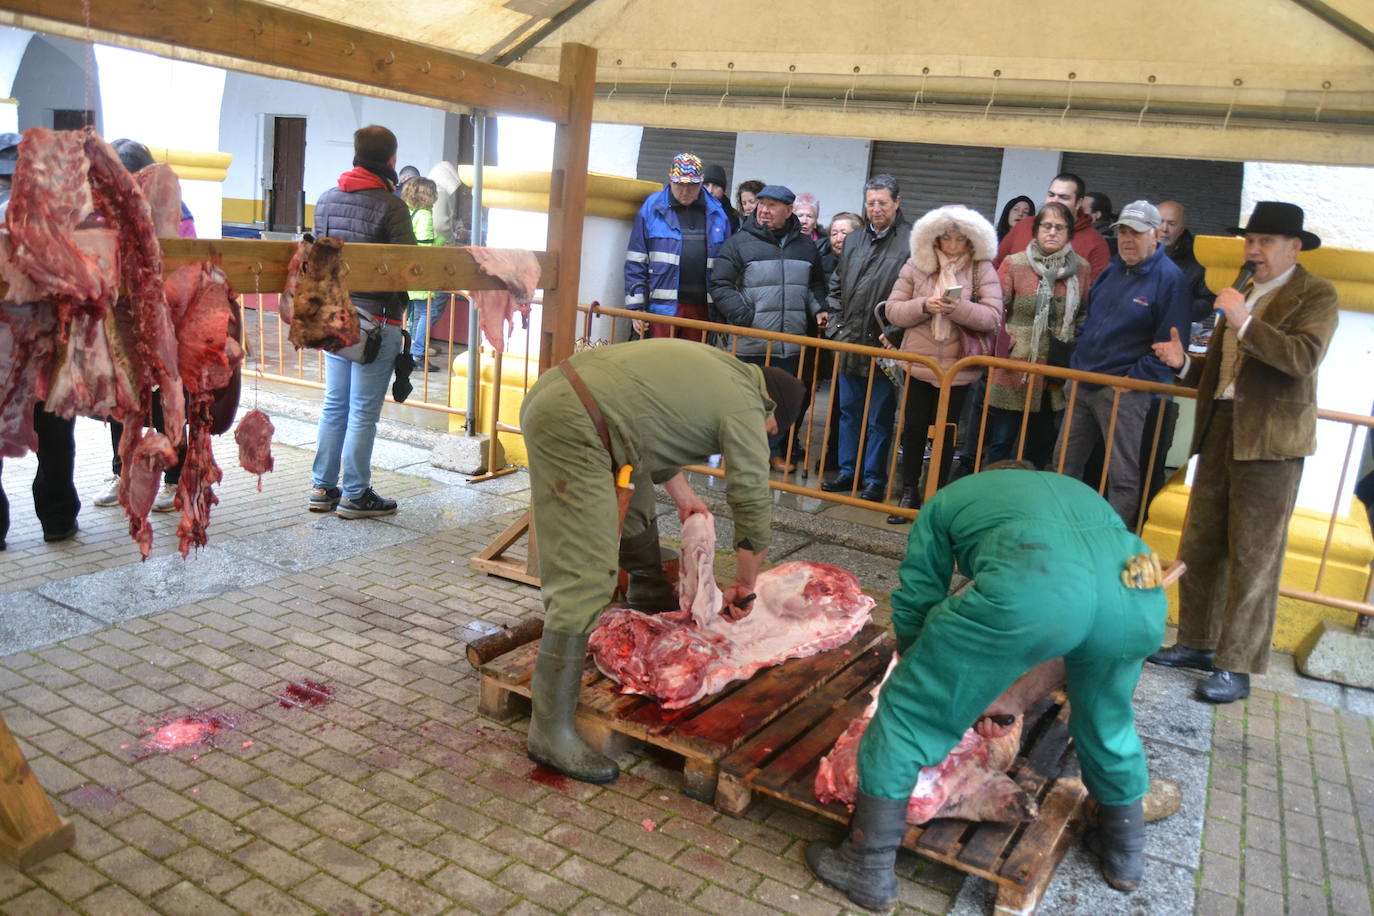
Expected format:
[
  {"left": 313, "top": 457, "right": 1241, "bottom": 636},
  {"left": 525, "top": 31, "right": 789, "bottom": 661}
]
[
  {"left": 715, "top": 636, "right": 1087, "bottom": 916},
  {"left": 477, "top": 623, "right": 889, "bottom": 803}
]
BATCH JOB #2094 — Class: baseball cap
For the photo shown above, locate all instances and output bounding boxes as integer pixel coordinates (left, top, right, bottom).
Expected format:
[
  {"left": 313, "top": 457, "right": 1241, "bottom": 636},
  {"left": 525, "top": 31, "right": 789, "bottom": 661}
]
[
  {"left": 0, "top": 132, "right": 21, "bottom": 177},
  {"left": 1112, "top": 200, "right": 1162, "bottom": 232},
  {"left": 668, "top": 153, "right": 703, "bottom": 184}
]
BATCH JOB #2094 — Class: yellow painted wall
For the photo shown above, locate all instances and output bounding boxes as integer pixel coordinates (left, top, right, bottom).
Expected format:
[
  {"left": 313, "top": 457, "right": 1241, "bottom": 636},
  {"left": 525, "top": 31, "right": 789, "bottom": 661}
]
[
  {"left": 448, "top": 351, "right": 534, "bottom": 465},
  {"left": 1143, "top": 472, "right": 1374, "bottom": 653},
  {"left": 222, "top": 198, "right": 316, "bottom": 226}
]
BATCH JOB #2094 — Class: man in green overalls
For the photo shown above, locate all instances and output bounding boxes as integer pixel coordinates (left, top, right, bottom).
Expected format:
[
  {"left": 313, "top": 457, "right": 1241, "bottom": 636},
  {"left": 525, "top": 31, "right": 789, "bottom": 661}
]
[
  {"left": 519, "top": 338, "right": 804, "bottom": 784},
  {"left": 807, "top": 466, "right": 1168, "bottom": 910}
]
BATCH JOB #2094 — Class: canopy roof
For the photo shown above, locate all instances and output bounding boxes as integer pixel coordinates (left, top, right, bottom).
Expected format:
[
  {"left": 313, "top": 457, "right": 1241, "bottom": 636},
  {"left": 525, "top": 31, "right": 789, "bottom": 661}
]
[{"left": 6, "top": 0, "right": 1372, "bottom": 164}]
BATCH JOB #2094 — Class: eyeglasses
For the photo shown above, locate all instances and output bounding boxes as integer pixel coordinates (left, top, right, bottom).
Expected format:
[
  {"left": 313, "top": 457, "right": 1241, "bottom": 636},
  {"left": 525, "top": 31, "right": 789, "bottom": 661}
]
[{"left": 1039, "top": 223, "right": 1070, "bottom": 233}]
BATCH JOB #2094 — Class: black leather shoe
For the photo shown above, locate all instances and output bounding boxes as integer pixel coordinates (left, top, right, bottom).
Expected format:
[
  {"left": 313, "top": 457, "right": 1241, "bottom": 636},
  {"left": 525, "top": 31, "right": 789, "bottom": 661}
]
[
  {"left": 43, "top": 523, "right": 79, "bottom": 543},
  {"left": 821, "top": 475, "right": 855, "bottom": 493},
  {"left": 1196, "top": 670, "right": 1249, "bottom": 704},
  {"left": 886, "top": 486, "right": 918, "bottom": 524},
  {"left": 859, "top": 482, "right": 885, "bottom": 502},
  {"left": 1147, "top": 644, "right": 1215, "bottom": 671}
]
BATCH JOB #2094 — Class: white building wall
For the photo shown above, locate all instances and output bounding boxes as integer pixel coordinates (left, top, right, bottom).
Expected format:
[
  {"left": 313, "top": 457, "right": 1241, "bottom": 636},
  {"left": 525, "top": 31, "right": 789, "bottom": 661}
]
[
  {"left": 588, "top": 122, "right": 642, "bottom": 178},
  {"left": 10, "top": 34, "right": 97, "bottom": 134},
  {"left": 1241, "top": 163, "right": 1374, "bottom": 252},
  {"left": 218, "top": 71, "right": 448, "bottom": 226},
  {"left": 94, "top": 45, "right": 225, "bottom": 239},
  {"left": 732, "top": 132, "right": 871, "bottom": 225}
]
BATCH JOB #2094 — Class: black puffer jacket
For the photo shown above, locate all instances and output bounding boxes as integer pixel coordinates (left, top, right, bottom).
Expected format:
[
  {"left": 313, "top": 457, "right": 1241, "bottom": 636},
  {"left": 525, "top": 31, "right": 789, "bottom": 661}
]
[
  {"left": 1167, "top": 228, "right": 1218, "bottom": 322},
  {"left": 709, "top": 215, "right": 826, "bottom": 358},
  {"left": 314, "top": 184, "right": 417, "bottom": 321},
  {"left": 826, "top": 209, "right": 913, "bottom": 376}
]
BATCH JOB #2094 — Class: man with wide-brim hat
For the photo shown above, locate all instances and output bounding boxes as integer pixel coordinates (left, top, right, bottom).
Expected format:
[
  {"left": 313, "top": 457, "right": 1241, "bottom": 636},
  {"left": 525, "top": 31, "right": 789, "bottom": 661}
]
[{"left": 1146, "top": 202, "right": 1339, "bottom": 703}]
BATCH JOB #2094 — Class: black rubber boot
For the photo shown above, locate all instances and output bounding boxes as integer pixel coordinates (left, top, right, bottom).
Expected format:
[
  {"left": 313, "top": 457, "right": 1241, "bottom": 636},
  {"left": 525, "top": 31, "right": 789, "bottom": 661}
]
[
  {"left": 805, "top": 792, "right": 909, "bottom": 912},
  {"left": 1085, "top": 799, "right": 1145, "bottom": 892},
  {"left": 526, "top": 630, "right": 620, "bottom": 784},
  {"left": 619, "top": 526, "right": 679, "bottom": 613},
  {"left": 886, "top": 487, "right": 919, "bottom": 525}
]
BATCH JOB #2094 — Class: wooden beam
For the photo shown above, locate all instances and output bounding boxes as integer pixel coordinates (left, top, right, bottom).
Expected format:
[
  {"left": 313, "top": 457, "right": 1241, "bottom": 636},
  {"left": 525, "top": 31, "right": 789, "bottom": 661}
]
[
  {"left": 0, "top": 239, "right": 557, "bottom": 299},
  {"left": 160, "top": 238, "right": 557, "bottom": 294},
  {"left": 0, "top": 0, "right": 570, "bottom": 122},
  {"left": 539, "top": 41, "right": 597, "bottom": 372},
  {"left": 0, "top": 715, "right": 75, "bottom": 869}
]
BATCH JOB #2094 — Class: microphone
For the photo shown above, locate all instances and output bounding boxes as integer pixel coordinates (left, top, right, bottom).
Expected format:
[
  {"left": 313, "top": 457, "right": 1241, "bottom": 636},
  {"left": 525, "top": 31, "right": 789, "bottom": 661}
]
[
  {"left": 1232, "top": 261, "right": 1258, "bottom": 291},
  {"left": 1215, "top": 261, "right": 1258, "bottom": 317}
]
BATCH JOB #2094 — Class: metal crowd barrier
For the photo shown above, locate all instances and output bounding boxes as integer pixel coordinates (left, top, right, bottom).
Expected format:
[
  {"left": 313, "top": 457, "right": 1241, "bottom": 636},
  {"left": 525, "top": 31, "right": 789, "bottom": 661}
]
[{"left": 586, "top": 305, "right": 1374, "bottom": 620}]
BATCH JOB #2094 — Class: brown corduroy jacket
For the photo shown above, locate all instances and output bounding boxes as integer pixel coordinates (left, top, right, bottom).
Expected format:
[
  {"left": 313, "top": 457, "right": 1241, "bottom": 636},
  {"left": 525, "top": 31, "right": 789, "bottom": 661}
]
[{"left": 1181, "top": 264, "right": 1339, "bottom": 460}]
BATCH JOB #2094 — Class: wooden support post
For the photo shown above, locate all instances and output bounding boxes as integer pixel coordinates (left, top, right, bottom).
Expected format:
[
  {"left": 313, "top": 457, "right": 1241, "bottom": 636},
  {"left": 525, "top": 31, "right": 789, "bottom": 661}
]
[
  {"left": 469, "top": 510, "right": 540, "bottom": 587},
  {"left": 0, "top": 715, "right": 74, "bottom": 869},
  {"left": 540, "top": 42, "right": 598, "bottom": 373}
]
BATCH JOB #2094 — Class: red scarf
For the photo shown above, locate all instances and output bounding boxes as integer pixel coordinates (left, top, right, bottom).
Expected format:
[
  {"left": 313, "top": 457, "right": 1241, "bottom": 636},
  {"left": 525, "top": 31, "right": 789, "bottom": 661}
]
[{"left": 337, "top": 167, "right": 389, "bottom": 192}]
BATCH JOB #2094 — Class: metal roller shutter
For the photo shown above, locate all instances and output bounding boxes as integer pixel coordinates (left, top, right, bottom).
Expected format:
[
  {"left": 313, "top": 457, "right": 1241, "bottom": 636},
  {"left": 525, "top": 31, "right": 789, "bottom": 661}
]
[
  {"left": 637, "top": 128, "right": 738, "bottom": 185},
  {"left": 867, "top": 141, "right": 1004, "bottom": 224},
  {"left": 1060, "top": 153, "right": 1243, "bottom": 236}
]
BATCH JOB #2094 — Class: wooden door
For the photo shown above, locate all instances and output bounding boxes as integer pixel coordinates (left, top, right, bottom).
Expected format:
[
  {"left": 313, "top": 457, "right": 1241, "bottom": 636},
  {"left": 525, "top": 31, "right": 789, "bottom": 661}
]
[{"left": 269, "top": 116, "right": 306, "bottom": 232}]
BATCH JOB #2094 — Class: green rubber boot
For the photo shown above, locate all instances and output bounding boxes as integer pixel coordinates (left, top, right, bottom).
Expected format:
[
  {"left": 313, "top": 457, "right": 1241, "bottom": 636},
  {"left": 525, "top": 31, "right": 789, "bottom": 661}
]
[
  {"left": 805, "top": 791, "right": 909, "bottom": 913},
  {"left": 526, "top": 629, "right": 619, "bottom": 784},
  {"left": 1085, "top": 799, "right": 1145, "bottom": 892},
  {"left": 619, "top": 525, "right": 679, "bottom": 613}
]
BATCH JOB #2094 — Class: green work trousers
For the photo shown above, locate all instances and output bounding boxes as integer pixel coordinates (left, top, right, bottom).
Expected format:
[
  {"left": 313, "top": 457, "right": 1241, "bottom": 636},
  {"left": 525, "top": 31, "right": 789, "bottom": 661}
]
[
  {"left": 858, "top": 519, "right": 1166, "bottom": 807},
  {"left": 522, "top": 367, "right": 658, "bottom": 635}
]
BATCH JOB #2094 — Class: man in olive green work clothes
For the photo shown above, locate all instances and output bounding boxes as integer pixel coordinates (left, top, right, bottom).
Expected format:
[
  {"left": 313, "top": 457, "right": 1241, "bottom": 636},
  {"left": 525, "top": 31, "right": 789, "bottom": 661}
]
[
  {"left": 808, "top": 469, "right": 1167, "bottom": 910},
  {"left": 1148, "top": 202, "right": 1338, "bottom": 705},
  {"left": 519, "top": 339, "right": 802, "bottom": 784}
]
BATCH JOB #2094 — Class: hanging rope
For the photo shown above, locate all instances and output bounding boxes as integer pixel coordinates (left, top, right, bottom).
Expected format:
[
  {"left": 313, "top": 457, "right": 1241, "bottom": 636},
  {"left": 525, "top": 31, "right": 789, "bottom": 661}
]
[
  {"left": 842, "top": 66, "right": 860, "bottom": 113},
  {"left": 781, "top": 65, "right": 795, "bottom": 108},
  {"left": 1136, "top": 75, "right": 1156, "bottom": 127},
  {"left": 1059, "top": 72, "right": 1076, "bottom": 124},
  {"left": 983, "top": 70, "right": 1001, "bottom": 120},
  {"left": 912, "top": 67, "right": 930, "bottom": 110},
  {"left": 1315, "top": 80, "right": 1331, "bottom": 122},
  {"left": 1222, "top": 78, "right": 1242, "bottom": 131},
  {"left": 717, "top": 62, "right": 734, "bottom": 108}
]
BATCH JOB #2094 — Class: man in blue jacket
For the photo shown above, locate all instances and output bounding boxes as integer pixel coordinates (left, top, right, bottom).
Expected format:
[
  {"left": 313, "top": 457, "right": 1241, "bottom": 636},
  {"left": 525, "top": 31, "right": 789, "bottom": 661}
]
[
  {"left": 624, "top": 153, "right": 730, "bottom": 342},
  {"left": 1057, "top": 200, "right": 1191, "bottom": 528}
]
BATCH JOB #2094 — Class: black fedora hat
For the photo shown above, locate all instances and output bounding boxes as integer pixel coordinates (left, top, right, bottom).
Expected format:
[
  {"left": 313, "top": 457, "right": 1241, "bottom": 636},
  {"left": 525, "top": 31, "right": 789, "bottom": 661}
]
[{"left": 1228, "top": 201, "right": 1321, "bottom": 250}]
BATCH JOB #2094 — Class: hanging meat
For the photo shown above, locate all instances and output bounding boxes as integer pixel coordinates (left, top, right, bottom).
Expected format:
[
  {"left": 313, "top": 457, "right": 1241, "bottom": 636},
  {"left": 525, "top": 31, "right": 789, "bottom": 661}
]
[
  {"left": 163, "top": 260, "right": 243, "bottom": 556},
  {"left": 467, "top": 247, "right": 540, "bottom": 353},
  {"left": 0, "top": 127, "right": 241, "bottom": 558},
  {"left": 234, "top": 409, "right": 275, "bottom": 491},
  {"left": 814, "top": 657, "right": 1039, "bottom": 825},
  {"left": 278, "top": 234, "right": 360, "bottom": 351},
  {"left": 588, "top": 513, "right": 875, "bottom": 709}
]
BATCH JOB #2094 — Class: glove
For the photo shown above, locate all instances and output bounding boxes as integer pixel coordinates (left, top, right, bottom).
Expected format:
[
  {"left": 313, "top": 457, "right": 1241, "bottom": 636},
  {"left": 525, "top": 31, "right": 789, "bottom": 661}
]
[{"left": 1121, "top": 551, "right": 1163, "bottom": 589}]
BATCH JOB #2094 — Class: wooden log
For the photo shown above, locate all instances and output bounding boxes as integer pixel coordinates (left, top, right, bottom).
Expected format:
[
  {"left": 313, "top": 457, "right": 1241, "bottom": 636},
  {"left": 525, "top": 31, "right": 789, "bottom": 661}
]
[
  {"left": 466, "top": 618, "right": 545, "bottom": 669},
  {"left": 0, "top": 0, "right": 569, "bottom": 122},
  {"left": 0, "top": 715, "right": 75, "bottom": 869}
]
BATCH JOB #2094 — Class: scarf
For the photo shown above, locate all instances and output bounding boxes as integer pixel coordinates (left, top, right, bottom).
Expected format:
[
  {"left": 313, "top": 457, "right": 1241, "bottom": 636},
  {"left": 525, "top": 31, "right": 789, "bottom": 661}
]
[
  {"left": 337, "top": 166, "right": 390, "bottom": 192},
  {"left": 1024, "top": 240, "right": 1081, "bottom": 362},
  {"left": 338, "top": 156, "right": 399, "bottom": 192},
  {"left": 931, "top": 247, "right": 971, "bottom": 341}
]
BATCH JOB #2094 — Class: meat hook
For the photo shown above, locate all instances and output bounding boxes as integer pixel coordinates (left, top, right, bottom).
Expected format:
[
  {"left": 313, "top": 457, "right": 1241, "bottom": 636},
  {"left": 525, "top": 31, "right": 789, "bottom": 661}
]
[
  {"left": 376, "top": 263, "right": 390, "bottom": 276},
  {"left": 343, "top": 41, "right": 357, "bottom": 57},
  {"left": 381, "top": 51, "right": 396, "bottom": 66},
  {"left": 200, "top": 6, "right": 214, "bottom": 22},
  {"left": 299, "top": 30, "right": 313, "bottom": 46},
  {"left": 249, "top": 261, "right": 264, "bottom": 275},
  {"left": 419, "top": 60, "right": 432, "bottom": 74}
]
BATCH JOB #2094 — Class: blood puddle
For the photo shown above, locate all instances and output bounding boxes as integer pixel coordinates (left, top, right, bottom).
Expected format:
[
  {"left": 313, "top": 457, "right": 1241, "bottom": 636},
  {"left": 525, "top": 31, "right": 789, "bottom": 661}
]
[{"left": 276, "top": 680, "right": 335, "bottom": 709}]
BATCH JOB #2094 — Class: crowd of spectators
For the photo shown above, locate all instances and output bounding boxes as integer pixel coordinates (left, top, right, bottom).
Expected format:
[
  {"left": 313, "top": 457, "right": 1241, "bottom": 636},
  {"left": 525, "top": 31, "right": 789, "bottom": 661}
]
[{"left": 625, "top": 154, "right": 1225, "bottom": 524}]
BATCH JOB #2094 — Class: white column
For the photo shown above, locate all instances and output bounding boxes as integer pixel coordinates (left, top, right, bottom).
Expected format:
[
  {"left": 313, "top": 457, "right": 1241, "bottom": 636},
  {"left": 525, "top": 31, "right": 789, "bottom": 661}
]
[
  {"left": 0, "top": 27, "right": 35, "bottom": 131},
  {"left": 995, "top": 148, "right": 1062, "bottom": 216},
  {"left": 93, "top": 45, "right": 227, "bottom": 238}
]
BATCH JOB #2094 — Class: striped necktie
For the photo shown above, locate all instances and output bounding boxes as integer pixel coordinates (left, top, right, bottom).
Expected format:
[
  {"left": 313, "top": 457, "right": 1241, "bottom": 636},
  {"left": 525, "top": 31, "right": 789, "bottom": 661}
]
[{"left": 1214, "top": 280, "right": 1253, "bottom": 399}]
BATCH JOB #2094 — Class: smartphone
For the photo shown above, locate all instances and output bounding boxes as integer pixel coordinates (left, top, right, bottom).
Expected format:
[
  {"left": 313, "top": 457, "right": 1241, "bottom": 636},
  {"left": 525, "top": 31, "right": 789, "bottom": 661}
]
[{"left": 944, "top": 286, "right": 964, "bottom": 299}]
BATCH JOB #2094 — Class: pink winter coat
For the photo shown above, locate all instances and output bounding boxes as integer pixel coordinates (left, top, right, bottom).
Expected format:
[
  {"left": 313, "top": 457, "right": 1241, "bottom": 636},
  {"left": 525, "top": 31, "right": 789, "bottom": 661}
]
[
  {"left": 884, "top": 259, "right": 1001, "bottom": 385},
  {"left": 882, "top": 205, "right": 1003, "bottom": 386}
]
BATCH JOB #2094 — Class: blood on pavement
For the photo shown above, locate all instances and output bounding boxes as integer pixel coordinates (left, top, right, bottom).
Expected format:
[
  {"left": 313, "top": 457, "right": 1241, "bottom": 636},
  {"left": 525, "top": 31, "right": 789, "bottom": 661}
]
[
  {"left": 527, "top": 764, "right": 570, "bottom": 791},
  {"left": 277, "top": 680, "right": 335, "bottom": 709},
  {"left": 136, "top": 712, "right": 234, "bottom": 757}
]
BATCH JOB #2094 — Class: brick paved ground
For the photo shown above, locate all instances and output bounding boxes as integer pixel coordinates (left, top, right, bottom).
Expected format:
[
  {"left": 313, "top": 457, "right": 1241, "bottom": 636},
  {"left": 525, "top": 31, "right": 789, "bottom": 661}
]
[{"left": 1, "top": 411, "right": 1371, "bottom": 915}]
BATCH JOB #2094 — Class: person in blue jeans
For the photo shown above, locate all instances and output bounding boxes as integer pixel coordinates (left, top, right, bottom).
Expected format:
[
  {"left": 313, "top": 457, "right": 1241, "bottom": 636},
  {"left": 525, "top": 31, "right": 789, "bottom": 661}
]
[{"left": 309, "top": 125, "right": 417, "bottom": 518}]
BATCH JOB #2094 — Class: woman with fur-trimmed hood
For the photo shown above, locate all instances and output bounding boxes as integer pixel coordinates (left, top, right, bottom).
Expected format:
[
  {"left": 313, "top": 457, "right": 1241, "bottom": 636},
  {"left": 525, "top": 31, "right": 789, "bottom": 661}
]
[{"left": 880, "top": 205, "right": 1002, "bottom": 521}]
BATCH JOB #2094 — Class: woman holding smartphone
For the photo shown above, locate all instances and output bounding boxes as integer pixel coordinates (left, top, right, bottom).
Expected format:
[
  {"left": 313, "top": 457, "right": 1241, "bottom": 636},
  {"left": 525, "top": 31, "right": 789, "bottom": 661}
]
[{"left": 880, "top": 205, "right": 1002, "bottom": 522}]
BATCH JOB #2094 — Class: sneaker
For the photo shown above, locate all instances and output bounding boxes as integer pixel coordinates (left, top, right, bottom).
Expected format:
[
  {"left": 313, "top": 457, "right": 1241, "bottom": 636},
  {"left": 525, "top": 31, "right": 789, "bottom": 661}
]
[
  {"left": 152, "top": 482, "right": 178, "bottom": 513},
  {"left": 309, "top": 486, "right": 342, "bottom": 512},
  {"left": 335, "top": 488, "right": 397, "bottom": 519},
  {"left": 93, "top": 475, "right": 121, "bottom": 507}
]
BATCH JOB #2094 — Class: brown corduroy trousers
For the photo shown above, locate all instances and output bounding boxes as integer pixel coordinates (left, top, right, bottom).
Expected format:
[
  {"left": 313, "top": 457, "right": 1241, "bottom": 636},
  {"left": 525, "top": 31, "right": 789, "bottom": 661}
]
[{"left": 1176, "top": 402, "right": 1304, "bottom": 674}]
